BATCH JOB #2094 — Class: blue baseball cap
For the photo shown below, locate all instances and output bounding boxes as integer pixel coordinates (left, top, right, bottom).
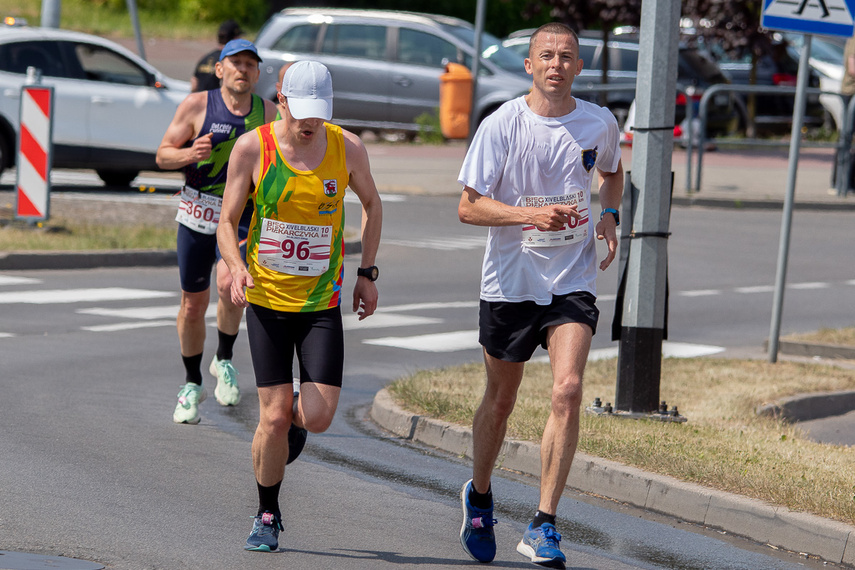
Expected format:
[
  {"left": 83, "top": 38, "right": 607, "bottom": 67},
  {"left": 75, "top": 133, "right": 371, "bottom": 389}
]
[{"left": 219, "top": 38, "right": 261, "bottom": 62}]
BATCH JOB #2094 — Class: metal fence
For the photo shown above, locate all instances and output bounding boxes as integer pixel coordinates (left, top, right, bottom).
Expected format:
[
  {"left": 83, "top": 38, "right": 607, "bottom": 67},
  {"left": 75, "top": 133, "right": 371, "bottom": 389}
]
[{"left": 693, "top": 83, "right": 852, "bottom": 197}]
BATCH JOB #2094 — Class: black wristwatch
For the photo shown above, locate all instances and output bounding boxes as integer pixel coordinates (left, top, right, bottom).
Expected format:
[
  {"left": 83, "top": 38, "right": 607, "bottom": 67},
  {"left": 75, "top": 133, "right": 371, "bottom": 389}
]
[
  {"left": 357, "top": 265, "right": 379, "bottom": 282},
  {"left": 600, "top": 208, "right": 620, "bottom": 227}
]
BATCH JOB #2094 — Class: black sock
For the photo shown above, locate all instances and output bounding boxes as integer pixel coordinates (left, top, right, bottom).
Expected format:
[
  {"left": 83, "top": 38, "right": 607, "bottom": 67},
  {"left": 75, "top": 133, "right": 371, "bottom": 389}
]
[
  {"left": 257, "top": 480, "right": 282, "bottom": 519},
  {"left": 468, "top": 482, "right": 492, "bottom": 510},
  {"left": 531, "top": 510, "right": 556, "bottom": 529},
  {"left": 182, "top": 353, "right": 203, "bottom": 385},
  {"left": 216, "top": 330, "right": 238, "bottom": 361}
]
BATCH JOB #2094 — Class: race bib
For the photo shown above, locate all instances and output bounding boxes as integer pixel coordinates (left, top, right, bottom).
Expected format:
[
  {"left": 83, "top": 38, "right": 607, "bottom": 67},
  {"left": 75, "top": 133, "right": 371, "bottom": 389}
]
[
  {"left": 175, "top": 186, "right": 221, "bottom": 235},
  {"left": 256, "top": 218, "right": 332, "bottom": 276},
  {"left": 521, "top": 191, "right": 589, "bottom": 247}
]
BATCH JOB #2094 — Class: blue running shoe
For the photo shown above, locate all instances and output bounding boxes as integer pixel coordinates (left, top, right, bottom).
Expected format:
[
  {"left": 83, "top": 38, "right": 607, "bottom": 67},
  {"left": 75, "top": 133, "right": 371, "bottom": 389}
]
[
  {"left": 459, "top": 479, "right": 496, "bottom": 563},
  {"left": 244, "top": 511, "right": 283, "bottom": 552},
  {"left": 516, "top": 523, "right": 566, "bottom": 569}
]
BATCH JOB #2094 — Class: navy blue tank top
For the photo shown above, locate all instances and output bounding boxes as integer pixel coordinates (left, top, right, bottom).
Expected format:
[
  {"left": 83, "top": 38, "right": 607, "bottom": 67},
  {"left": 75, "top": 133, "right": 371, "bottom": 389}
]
[{"left": 182, "top": 89, "right": 266, "bottom": 196}]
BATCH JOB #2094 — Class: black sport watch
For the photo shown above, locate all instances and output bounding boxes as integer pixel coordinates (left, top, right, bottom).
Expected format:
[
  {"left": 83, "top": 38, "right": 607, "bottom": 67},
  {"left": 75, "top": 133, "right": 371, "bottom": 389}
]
[
  {"left": 600, "top": 208, "right": 620, "bottom": 227},
  {"left": 357, "top": 265, "right": 379, "bottom": 282}
]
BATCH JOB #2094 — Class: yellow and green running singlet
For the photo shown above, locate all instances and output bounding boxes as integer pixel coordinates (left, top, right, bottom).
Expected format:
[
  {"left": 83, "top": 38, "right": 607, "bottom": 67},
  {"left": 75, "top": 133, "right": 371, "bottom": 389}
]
[{"left": 246, "top": 122, "right": 349, "bottom": 312}]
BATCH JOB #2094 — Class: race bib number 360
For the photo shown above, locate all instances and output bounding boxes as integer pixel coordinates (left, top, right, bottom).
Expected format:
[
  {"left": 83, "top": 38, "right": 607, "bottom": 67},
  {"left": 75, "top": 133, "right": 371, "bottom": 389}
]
[
  {"left": 257, "top": 218, "right": 332, "bottom": 276},
  {"left": 175, "top": 186, "right": 221, "bottom": 235},
  {"left": 521, "top": 191, "right": 589, "bottom": 247}
]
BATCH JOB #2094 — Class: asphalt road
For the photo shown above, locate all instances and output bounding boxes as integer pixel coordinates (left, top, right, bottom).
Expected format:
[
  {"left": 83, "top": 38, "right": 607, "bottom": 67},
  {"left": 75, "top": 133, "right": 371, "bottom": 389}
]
[{"left": 1, "top": 186, "right": 851, "bottom": 569}]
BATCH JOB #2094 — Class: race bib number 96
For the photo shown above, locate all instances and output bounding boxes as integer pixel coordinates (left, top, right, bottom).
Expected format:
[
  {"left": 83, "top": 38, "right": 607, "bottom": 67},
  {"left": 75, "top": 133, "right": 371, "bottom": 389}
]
[
  {"left": 175, "top": 186, "right": 221, "bottom": 235},
  {"left": 257, "top": 218, "right": 332, "bottom": 276},
  {"left": 521, "top": 191, "right": 589, "bottom": 247}
]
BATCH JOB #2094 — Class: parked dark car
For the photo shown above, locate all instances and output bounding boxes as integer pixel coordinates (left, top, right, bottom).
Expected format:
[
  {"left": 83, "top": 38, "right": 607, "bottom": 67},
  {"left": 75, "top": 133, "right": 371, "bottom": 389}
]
[
  {"left": 503, "top": 29, "right": 737, "bottom": 133},
  {"left": 700, "top": 39, "right": 828, "bottom": 133}
]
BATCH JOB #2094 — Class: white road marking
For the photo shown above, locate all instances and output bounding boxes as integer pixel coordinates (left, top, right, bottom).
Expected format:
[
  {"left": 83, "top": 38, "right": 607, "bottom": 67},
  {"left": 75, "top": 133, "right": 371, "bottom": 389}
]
[
  {"left": 343, "top": 313, "right": 442, "bottom": 330},
  {"left": 377, "top": 301, "right": 478, "bottom": 313},
  {"left": 0, "top": 332, "right": 15, "bottom": 338},
  {"left": 679, "top": 289, "right": 721, "bottom": 297},
  {"left": 383, "top": 236, "right": 486, "bottom": 251},
  {"left": 735, "top": 285, "right": 775, "bottom": 294},
  {"left": 0, "top": 288, "right": 175, "bottom": 304},
  {"left": 364, "top": 330, "right": 481, "bottom": 352},
  {"left": 0, "top": 275, "right": 42, "bottom": 286},
  {"left": 788, "top": 282, "right": 829, "bottom": 290},
  {"left": 535, "top": 341, "right": 725, "bottom": 363},
  {"left": 82, "top": 320, "right": 176, "bottom": 332}
]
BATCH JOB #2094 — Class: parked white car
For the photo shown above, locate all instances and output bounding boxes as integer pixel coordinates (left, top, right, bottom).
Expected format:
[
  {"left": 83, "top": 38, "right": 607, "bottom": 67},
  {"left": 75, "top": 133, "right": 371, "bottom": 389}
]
[{"left": 0, "top": 22, "right": 190, "bottom": 186}]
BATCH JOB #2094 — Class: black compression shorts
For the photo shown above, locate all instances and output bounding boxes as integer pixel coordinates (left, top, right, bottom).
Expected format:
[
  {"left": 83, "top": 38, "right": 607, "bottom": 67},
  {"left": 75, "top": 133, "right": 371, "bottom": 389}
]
[
  {"left": 479, "top": 291, "right": 599, "bottom": 363},
  {"left": 245, "top": 303, "right": 344, "bottom": 388},
  {"left": 177, "top": 204, "right": 252, "bottom": 293}
]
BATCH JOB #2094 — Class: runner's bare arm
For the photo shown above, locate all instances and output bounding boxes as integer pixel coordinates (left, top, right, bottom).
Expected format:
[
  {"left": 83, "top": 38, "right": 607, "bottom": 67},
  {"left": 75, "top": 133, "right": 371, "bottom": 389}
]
[
  {"left": 155, "top": 92, "right": 210, "bottom": 170},
  {"left": 217, "top": 132, "right": 259, "bottom": 307},
  {"left": 343, "top": 130, "right": 382, "bottom": 320},
  {"left": 458, "top": 187, "right": 579, "bottom": 231},
  {"left": 595, "top": 159, "right": 624, "bottom": 271}
]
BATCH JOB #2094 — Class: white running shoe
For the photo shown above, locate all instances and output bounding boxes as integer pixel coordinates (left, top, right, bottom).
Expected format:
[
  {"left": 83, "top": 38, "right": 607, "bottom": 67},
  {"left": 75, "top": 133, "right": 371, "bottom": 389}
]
[
  {"left": 173, "top": 383, "right": 207, "bottom": 424},
  {"left": 210, "top": 356, "right": 241, "bottom": 406}
]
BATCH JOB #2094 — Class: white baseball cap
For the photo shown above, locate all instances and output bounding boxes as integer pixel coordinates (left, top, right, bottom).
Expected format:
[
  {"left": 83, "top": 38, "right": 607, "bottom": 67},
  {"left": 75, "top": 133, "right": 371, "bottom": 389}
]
[{"left": 280, "top": 61, "right": 333, "bottom": 121}]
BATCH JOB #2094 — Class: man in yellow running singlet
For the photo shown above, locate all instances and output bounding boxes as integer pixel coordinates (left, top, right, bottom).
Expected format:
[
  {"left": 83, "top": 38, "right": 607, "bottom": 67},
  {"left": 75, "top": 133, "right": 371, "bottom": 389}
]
[{"left": 217, "top": 61, "right": 382, "bottom": 553}]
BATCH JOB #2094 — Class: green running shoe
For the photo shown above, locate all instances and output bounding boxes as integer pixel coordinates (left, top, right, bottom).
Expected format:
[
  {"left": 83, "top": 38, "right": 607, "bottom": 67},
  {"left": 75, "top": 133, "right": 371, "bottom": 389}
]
[
  {"left": 210, "top": 356, "right": 241, "bottom": 406},
  {"left": 172, "top": 382, "right": 207, "bottom": 424}
]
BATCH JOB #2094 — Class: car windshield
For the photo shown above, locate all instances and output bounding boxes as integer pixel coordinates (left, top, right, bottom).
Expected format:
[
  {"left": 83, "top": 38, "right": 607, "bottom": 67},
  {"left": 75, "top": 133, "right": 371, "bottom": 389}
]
[{"left": 440, "top": 24, "right": 527, "bottom": 73}]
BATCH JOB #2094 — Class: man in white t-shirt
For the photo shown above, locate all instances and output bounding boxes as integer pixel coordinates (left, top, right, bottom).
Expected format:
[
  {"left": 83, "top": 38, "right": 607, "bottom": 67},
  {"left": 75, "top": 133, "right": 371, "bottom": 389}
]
[{"left": 456, "top": 22, "right": 623, "bottom": 569}]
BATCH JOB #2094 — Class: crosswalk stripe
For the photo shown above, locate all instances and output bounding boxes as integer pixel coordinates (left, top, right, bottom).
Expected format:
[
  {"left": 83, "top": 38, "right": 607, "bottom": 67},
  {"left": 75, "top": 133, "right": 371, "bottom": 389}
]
[
  {"left": 0, "top": 275, "right": 42, "bottom": 286},
  {"left": 82, "top": 320, "right": 176, "bottom": 332},
  {"left": 0, "top": 288, "right": 175, "bottom": 304},
  {"left": 364, "top": 330, "right": 480, "bottom": 352}
]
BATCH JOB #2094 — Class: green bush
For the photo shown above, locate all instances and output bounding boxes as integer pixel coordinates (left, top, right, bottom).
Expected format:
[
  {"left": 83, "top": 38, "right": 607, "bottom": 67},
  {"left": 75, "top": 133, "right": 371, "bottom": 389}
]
[{"left": 415, "top": 109, "right": 446, "bottom": 145}]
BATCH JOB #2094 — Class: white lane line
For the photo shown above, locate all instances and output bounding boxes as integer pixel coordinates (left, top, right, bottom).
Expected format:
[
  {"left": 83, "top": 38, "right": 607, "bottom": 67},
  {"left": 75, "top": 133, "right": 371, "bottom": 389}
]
[
  {"left": 0, "top": 275, "right": 42, "bottom": 286},
  {"left": 364, "top": 330, "right": 480, "bottom": 352},
  {"left": 0, "top": 288, "right": 175, "bottom": 304},
  {"left": 343, "top": 313, "right": 442, "bottom": 330},
  {"left": 735, "top": 285, "right": 775, "bottom": 294},
  {"left": 79, "top": 306, "right": 180, "bottom": 320},
  {"left": 344, "top": 193, "right": 407, "bottom": 203},
  {"left": 82, "top": 320, "right": 176, "bottom": 332},
  {"left": 383, "top": 237, "right": 486, "bottom": 251},
  {"left": 0, "top": 332, "right": 16, "bottom": 338},
  {"left": 377, "top": 301, "right": 478, "bottom": 313},
  {"left": 678, "top": 289, "right": 721, "bottom": 297},
  {"left": 788, "top": 282, "right": 829, "bottom": 290},
  {"left": 535, "top": 341, "right": 725, "bottom": 363},
  {"left": 847, "top": 280, "right": 855, "bottom": 286}
]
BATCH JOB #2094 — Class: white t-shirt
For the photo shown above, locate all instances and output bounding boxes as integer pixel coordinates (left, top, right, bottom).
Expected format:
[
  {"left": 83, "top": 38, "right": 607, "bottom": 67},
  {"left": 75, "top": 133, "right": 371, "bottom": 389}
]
[{"left": 458, "top": 96, "right": 621, "bottom": 304}]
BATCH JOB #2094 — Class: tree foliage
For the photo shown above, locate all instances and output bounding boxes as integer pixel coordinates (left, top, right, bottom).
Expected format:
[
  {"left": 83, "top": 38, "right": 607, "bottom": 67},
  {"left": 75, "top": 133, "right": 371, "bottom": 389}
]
[{"left": 681, "top": 0, "right": 773, "bottom": 60}]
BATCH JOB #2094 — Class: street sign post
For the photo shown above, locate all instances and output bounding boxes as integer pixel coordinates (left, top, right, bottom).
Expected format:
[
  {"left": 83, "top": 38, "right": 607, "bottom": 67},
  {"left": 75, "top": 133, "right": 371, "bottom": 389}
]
[
  {"left": 762, "top": 0, "right": 855, "bottom": 37},
  {"left": 760, "top": 1, "right": 853, "bottom": 361}
]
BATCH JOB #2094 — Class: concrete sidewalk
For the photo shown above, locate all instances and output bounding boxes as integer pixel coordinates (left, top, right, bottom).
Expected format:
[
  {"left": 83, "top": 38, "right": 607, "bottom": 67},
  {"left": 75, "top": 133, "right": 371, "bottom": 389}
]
[{"left": 370, "top": 388, "right": 855, "bottom": 566}]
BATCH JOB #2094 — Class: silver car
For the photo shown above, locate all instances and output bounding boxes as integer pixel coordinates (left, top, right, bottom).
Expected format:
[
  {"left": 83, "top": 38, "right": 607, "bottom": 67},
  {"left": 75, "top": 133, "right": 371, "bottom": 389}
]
[
  {"left": 253, "top": 8, "right": 533, "bottom": 135},
  {"left": 0, "top": 22, "right": 190, "bottom": 185}
]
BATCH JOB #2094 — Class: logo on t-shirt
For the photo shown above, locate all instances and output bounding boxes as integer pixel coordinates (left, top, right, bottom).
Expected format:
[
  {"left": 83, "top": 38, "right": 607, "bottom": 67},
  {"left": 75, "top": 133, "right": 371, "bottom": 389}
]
[
  {"left": 581, "top": 147, "right": 598, "bottom": 172},
  {"left": 323, "top": 179, "right": 337, "bottom": 197}
]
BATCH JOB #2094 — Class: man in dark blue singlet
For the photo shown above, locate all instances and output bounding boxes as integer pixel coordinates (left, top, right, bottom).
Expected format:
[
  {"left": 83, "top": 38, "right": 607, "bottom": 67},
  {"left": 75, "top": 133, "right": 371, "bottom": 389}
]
[{"left": 156, "top": 39, "right": 278, "bottom": 424}]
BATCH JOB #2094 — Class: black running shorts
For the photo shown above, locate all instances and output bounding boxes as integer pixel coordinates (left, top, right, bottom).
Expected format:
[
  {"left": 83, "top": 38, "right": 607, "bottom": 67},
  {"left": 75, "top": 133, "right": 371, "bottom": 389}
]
[
  {"left": 246, "top": 303, "right": 344, "bottom": 388},
  {"left": 479, "top": 292, "right": 599, "bottom": 363},
  {"left": 177, "top": 204, "right": 251, "bottom": 293}
]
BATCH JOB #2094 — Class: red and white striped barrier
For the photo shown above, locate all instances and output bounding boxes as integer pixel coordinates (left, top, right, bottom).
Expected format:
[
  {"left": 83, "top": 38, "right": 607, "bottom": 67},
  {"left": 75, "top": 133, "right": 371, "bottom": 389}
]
[{"left": 15, "top": 85, "right": 54, "bottom": 221}]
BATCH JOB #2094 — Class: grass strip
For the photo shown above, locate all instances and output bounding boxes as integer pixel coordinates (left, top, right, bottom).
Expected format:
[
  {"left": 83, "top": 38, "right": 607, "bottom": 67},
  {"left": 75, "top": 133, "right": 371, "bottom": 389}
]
[
  {"left": 0, "top": 218, "right": 175, "bottom": 251},
  {"left": 388, "top": 357, "right": 855, "bottom": 525}
]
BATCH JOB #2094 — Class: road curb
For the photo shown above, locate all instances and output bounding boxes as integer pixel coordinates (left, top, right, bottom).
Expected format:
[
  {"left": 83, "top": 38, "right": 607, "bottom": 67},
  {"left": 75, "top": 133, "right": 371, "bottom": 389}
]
[{"left": 370, "top": 388, "right": 855, "bottom": 565}]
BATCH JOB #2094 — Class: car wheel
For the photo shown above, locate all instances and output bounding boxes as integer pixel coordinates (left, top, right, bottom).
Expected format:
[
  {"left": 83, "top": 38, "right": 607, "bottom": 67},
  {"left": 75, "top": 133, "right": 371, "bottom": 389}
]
[
  {"left": 97, "top": 170, "right": 139, "bottom": 187},
  {"left": 0, "top": 132, "right": 10, "bottom": 178}
]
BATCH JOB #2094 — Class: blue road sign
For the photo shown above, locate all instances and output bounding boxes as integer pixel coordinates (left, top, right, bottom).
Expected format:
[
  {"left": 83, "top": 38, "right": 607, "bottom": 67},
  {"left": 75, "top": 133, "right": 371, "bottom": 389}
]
[{"left": 762, "top": 0, "right": 855, "bottom": 37}]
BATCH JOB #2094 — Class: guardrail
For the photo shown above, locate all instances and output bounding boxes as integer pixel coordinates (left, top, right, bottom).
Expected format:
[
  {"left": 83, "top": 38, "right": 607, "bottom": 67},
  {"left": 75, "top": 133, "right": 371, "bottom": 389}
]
[{"left": 694, "top": 83, "right": 850, "bottom": 196}]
